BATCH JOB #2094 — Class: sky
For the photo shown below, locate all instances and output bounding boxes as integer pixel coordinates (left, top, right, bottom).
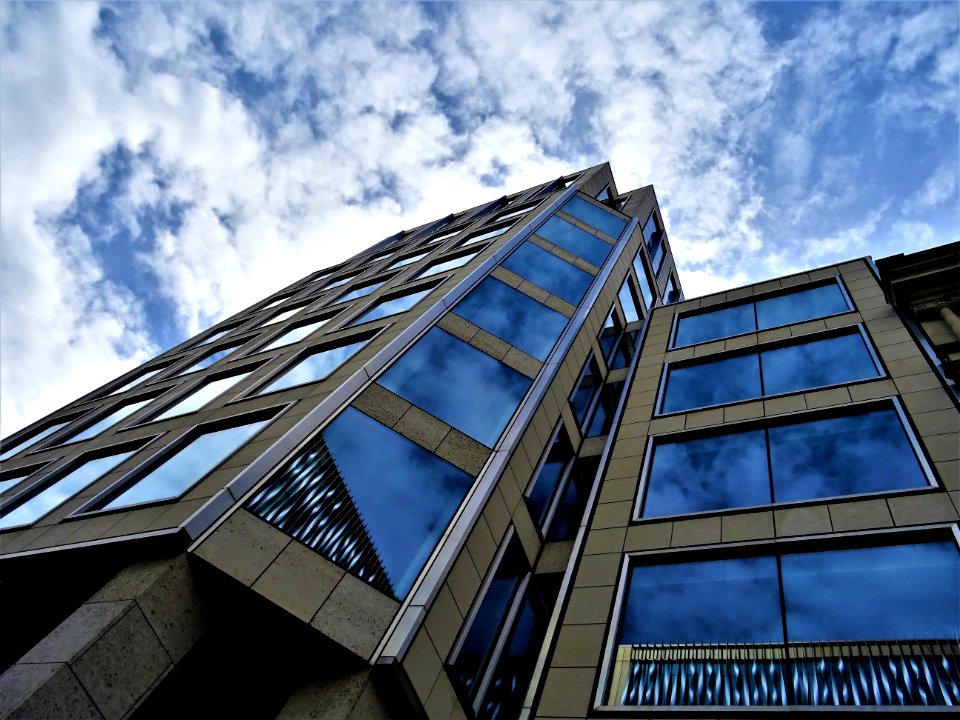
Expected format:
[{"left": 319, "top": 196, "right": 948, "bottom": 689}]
[{"left": 1, "top": 1, "right": 957, "bottom": 437}]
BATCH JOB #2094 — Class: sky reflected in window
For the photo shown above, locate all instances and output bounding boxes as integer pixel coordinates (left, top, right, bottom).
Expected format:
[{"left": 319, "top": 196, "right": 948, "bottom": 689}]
[
  {"left": 152, "top": 371, "right": 251, "bottom": 421},
  {"left": 662, "top": 354, "right": 761, "bottom": 413},
  {"left": 675, "top": 304, "right": 755, "bottom": 346},
  {"left": 261, "top": 318, "right": 329, "bottom": 351},
  {"left": 760, "top": 332, "right": 879, "bottom": 395},
  {"left": 259, "top": 338, "right": 369, "bottom": 394},
  {"left": 502, "top": 241, "right": 593, "bottom": 306},
  {"left": 0, "top": 420, "right": 71, "bottom": 461},
  {"left": 537, "top": 214, "right": 612, "bottom": 267},
  {"left": 561, "top": 195, "right": 627, "bottom": 239},
  {"left": 64, "top": 397, "right": 154, "bottom": 443},
  {"left": 756, "top": 283, "right": 849, "bottom": 329},
  {"left": 348, "top": 287, "right": 433, "bottom": 326},
  {"left": 179, "top": 344, "right": 241, "bottom": 375}
]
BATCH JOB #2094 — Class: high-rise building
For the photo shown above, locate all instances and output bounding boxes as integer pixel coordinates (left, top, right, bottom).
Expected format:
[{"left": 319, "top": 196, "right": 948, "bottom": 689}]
[{"left": 0, "top": 163, "right": 957, "bottom": 720}]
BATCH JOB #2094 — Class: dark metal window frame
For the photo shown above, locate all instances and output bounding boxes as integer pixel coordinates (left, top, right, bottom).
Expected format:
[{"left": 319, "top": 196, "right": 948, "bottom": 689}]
[{"left": 524, "top": 420, "right": 577, "bottom": 537}]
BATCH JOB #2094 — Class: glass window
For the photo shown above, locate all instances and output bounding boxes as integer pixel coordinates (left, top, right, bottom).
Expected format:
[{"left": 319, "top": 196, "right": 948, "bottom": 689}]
[
  {"left": 96, "top": 417, "right": 270, "bottom": 511},
  {"left": 536, "top": 215, "right": 612, "bottom": 268},
  {"left": 643, "top": 430, "right": 770, "bottom": 517},
  {"left": 619, "top": 556, "right": 783, "bottom": 645},
  {"left": 323, "top": 273, "right": 357, "bottom": 290},
  {"left": 642, "top": 213, "right": 665, "bottom": 272},
  {"left": 259, "top": 337, "right": 370, "bottom": 394},
  {"left": 611, "top": 329, "right": 640, "bottom": 371},
  {"left": 108, "top": 366, "right": 164, "bottom": 396},
  {"left": 336, "top": 279, "right": 387, "bottom": 303},
  {"left": 0, "top": 448, "right": 137, "bottom": 529},
  {"left": 453, "top": 277, "right": 567, "bottom": 362},
  {"left": 546, "top": 456, "right": 600, "bottom": 541},
  {"left": 195, "top": 326, "right": 232, "bottom": 347},
  {"left": 178, "top": 343, "right": 241, "bottom": 375},
  {"left": 496, "top": 203, "right": 536, "bottom": 223},
  {"left": 348, "top": 286, "right": 433, "bottom": 327},
  {"left": 586, "top": 381, "right": 624, "bottom": 437},
  {"left": 632, "top": 253, "right": 655, "bottom": 310},
  {"left": 460, "top": 224, "right": 509, "bottom": 247},
  {"left": 62, "top": 397, "right": 155, "bottom": 444},
  {"left": 617, "top": 278, "right": 642, "bottom": 324},
  {"left": 664, "top": 276, "right": 679, "bottom": 303},
  {"left": 246, "top": 407, "right": 473, "bottom": 598},
  {"left": 760, "top": 332, "right": 879, "bottom": 396},
  {"left": 450, "top": 540, "right": 527, "bottom": 702},
  {"left": 379, "top": 328, "right": 532, "bottom": 447},
  {"left": 416, "top": 249, "right": 480, "bottom": 279},
  {"left": 502, "top": 242, "right": 593, "bottom": 307},
  {"left": 675, "top": 304, "right": 755, "bottom": 347},
  {"left": 662, "top": 354, "right": 761, "bottom": 413},
  {"left": 260, "top": 304, "right": 306, "bottom": 326},
  {"left": 561, "top": 195, "right": 627, "bottom": 239},
  {"left": 781, "top": 542, "right": 960, "bottom": 642},
  {"left": 756, "top": 283, "right": 850, "bottom": 330},
  {"left": 431, "top": 225, "right": 467, "bottom": 243},
  {"left": 598, "top": 309, "right": 624, "bottom": 364},
  {"left": 0, "top": 466, "right": 40, "bottom": 495},
  {"left": 525, "top": 424, "right": 575, "bottom": 528},
  {"left": 0, "top": 474, "right": 29, "bottom": 495},
  {"left": 150, "top": 371, "right": 252, "bottom": 422},
  {"left": 596, "top": 186, "right": 611, "bottom": 202},
  {"left": 768, "top": 408, "right": 928, "bottom": 502},
  {"left": 569, "top": 357, "right": 602, "bottom": 428},
  {"left": 261, "top": 294, "right": 292, "bottom": 310},
  {"left": 0, "top": 420, "right": 72, "bottom": 461},
  {"left": 387, "top": 250, "right": 430, "bottom": 270},
  {"left": 261, "top": 318, "right": 329, "bottom": 352}
]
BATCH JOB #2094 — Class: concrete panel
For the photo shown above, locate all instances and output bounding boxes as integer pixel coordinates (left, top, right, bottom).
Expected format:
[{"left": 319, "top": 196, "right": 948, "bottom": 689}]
[
  {"left": 0, "top": 663, "right": 102, "bottom": 720},
  {"left": 194, "top": 509, "right": 291, "bottom": 586},
  {"left": 311, "top": 574, "right": 400, "bottom": 661},
  {"left": 253, "top": 541, "right": 345, "bottom": 623}
]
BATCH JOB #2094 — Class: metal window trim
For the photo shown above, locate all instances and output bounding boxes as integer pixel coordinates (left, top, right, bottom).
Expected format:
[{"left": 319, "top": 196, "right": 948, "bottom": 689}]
[{"left": 473, "top": 572, "right": 532, "bottom": 713}]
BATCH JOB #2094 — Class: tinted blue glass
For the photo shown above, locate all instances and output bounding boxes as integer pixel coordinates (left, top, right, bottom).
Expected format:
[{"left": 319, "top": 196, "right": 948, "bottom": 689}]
[
  {"left": 632, "top": 254, "right": 655, "bottom": 310},
  {"left": 537, "top": 215, "right": 611, "bottom": 268},
  {"left": 315, "top": 408, "right": 474, "bottom": 597},
  {"left": 454, "top": 277, "right": 567, "bottom": 361},
  {"left": 416, "top": 250, "right": 479, "bottom": 278},
  {"left": 387, "top": 250, "right": 429, "bottom": 269},
  {"left": 460, "top": 225, "right": 508, "bottom": 246},
  {"left": 0, "top": 450, "right": 135, "bottom": 529},
  {"left": 261, "top": 304, "right": 306, "bottom": 326},
  {"left": 545, "top": 456, "right": 598, "bottom": 541},
  {"left": 108, "top": 367, "right": 163, "bottom": 395},
  {"left": 782, "top": 542, "right": 960, "bottom": 642},
  {"left": 760, "top": 333, "right": 879, "bottom": 396},
  {"left": 259, "top": 338, "right": 369, "bottom": 394},
  {"left": 756, "top": 283, "right": 849, "bottom": 330},
  {"left": 153, "top": 371, "right": 251, "bottom": 421},
  {"left": 100, "top": 420, "right": 268, "bottom": 510},
  {"left": 0, "top": 420, "right": 70, "bottom": 461},
  {"left": 675, "top": 304, "right": 755, "bottom": 347},
  {"left": 769, "top": 409, "right": 928, "bottom": 503},
  {"left": 379, "top": 328, "right": 532, "bottom": 447},
  {"left": 643, "top": 430, "right": 769, "bottom": 517},
  {"left": 563, "top": 196, "right": 627, "bottom": 239},
  {"left": 598, "top": 310, "right": 622, "bottom": 362},
  {"left": 569, "top": 359, "right": 601, "bottom": 426},
  {"left": 348, "top": 287, "right": 432, "bottom": 326},
  {"left": 0, "top": 474, "right": 29, "bottom": 494},
  {"left": 617, "top": 279, "right": 641, "bottom": 324},
  {"left": 526, "top": 427, "right": 574, "bottom": 527},
  {"left": 619, "top": 556, "right": 783, "bottom": 644},
  {"left": 586, "top": 381, "right": 623, "bottom": 437},
  {"left": 662, "top": 354, "right": 761, "bottom": 413},
  {"left": 65, "top": 397, "right": 154, "bottom": 443},
  {"left": 337, "top": 279, "right": 386, "bottom": 303},
  {"left": 502, "top": 242, "right": 593, "bottom": 306},
  {"left": 179, "top": 344, "right": 240, "bottom": 375},
  {"left": 262, "top": 319, "right": 329, "bottom": 351}
]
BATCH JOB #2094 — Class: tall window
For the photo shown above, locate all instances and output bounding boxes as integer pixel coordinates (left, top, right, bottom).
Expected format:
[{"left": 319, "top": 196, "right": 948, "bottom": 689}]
[
  {"left": 502, "top": 242, "right": 593, "bottom": 307},
  {"left": 258, "top": 336, "right": 372, "bottom": 394}
]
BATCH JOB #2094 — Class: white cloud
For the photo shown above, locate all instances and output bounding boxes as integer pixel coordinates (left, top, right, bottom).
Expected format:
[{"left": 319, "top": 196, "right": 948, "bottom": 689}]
[{"left": 905, "top": 162, "right": 959, "bottom": 213}]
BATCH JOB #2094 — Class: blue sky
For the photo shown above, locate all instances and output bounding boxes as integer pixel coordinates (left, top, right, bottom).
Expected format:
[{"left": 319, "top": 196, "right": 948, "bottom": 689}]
[{"left": 1, "top": 1, "right": 957, "bottom": 436}]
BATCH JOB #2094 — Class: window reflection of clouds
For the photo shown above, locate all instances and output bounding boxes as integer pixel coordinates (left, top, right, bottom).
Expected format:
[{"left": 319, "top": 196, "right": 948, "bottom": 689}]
[
  {"left": 770, "top": 410, "right": 927, "bottom": 502},
  {"left": 379, "top": 328, "right": 532, "bottom": 447},
  {"left": 454, "top": 277, "right": 567, "bottom": 361},
  {"left": 663, "top": 354, "right": 761, "bottom": 413},
  {"left": 644, "top": 430, "right": 768, "bottom": 516},
  {"left": 675, "top": 304, "right": 754, "bottom": 346},
  {"left": 323, "top": 408, "right": 473, "bottom": 597},
  {"left": 502, "top": 242, "right": 593, "bottom": 306},
  {"left": 561, "top": 196, "right": 627, "bottom": 239},
  {"left": 619, "top": 557, "right": 782, "bottom": 645},
  {"left": 756, "top": 283, "right": 849, "bottom": 330},
  {"left": 782, "top": 543, "right": 960, "bottom": 642},
  {"left": 537, "top": 215, "right": 612, "bottom": 267},
  {"left": 260, "top": 338, "right": 369, "bottom": 394},
  {"left": 761, "top": 333, "right": 878, "bottom": 395}
]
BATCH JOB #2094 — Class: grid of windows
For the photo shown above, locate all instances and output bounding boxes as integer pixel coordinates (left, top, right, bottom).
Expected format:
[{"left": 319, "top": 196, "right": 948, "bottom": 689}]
[
  {"left": 258, "top": 337, "right": 371, "bottom": 394},
  {"left": 0, "top": 420, "right": 73, "bottom": 462},
  {"left": 149, "top": 371, "right": 253, "bottom": 422},
  {"left": 60, "top": 396, "right": 155, "bottom": 445}
]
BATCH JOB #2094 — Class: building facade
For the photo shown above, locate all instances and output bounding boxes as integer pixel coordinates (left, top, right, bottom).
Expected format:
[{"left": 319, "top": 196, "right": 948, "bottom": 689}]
[{"left": 0, "top": 163, "right": 957, "bottom": 720}]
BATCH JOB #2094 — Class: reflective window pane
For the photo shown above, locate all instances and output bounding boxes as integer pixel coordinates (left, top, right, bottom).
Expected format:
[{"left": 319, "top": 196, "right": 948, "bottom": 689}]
[
  {"left": 769, "top": 408, "right": 928, "bottom": 502},
  {"left": 546, "top": 456, "right": 599, "bottom": 541},
  {"left": 247, "top": 407, "right": 474, "bottom": 599},
  {"left": 195, "top": 327, "right": 232, "bottom": 347},
  {"left": 760, "top": 332, "right": 879, "bottom": 396},
  {"left": 782, "top": 542, "right": 960, "bottom": 642},
  {"left": 416, "top": 250, "right": 479, "bottom": 279},
  {"left": 259, "top": 338, "right": 370, "bottom": 394},
  {"left": 461, "top": 224, "right": 508, "bottom": 246},
  {"left": 178, "top": 344, "right": 241, "bottom": 375},
  {"left": 586, "top": 381, "right": 624, "bottom": 437},
  {"left": 756, "top": 283, "right": 849, "bottom": 330},
  {"left": 643, "top": 214, "right": 665, "bottom": 272},
  {"left": 0, "top": 449, "right": 136, "bottom": 529},
  {"left": 453, "top": 277, "right": 567, "bottom": 362},
  {"left": 64, "top": 397, "right": 154, "bottom": 444},
  {"left": 611, "top": 329, "right": 640, "bottom": 370},
  {"left": 0, "top": 473, "right": 30, "bottom": 495},
  {"left": 152, "top": 372, "right": 251, "bottom": 421},
  {"left": 337, "top": 279, "right": 386, "bottom": 303},
  {"left": 100, "top": 419, "right": 269, "bottom": 510},
  {"left": 496, "top": 203, "right": 535, "bottom": 222},
  {"left": 379, "top": 328, "right": 532, "bottom": 447},
  {"left": 619, "top": 556, "right": 783, "bottom": 645},
  {"left": 662, "top": 354, "right": 761, "bottom": 413},
  {"left": 526, "top": 425, "right": 574, "bottom": 528},
  {"left": 260, "top": 305, "right": 306, "bottom": 326},
  {"left": 675, "top": 304, "right": 755, "bottom": 347},
  {"left": 633, "top": 253, "right": 655, "bottom": 310},
  {"left": 598, "top": 309, "right": 623, "bottom": 363},
  {"left": 617, "top": 278, "right": 642, "bottom": 324},
  {"left": 537, "top": 215, "right": 612, "bottom": 268},
  {"left": 348, "top": 287, "right": 433, "bottom": 326},
  {"left": 261, "top": 319, "right": 329, "bottom": 352},
  {"left": 562, "top": 195, "right": 627, "bottom": 239},
  {"left": 644, "top": 430, "right": 769, "bottom": 517},
  {"left": 108, "top": 367, "right": 163, "bottom": 396},
  {"left": 387, "top": 250, "right": 429, "bottom": 270},
  {"left": 0, "top": 420, "right": 71, "bottom": 461},
  {"left": 502, "top": 242, "right": 593, "bottom": 307},
  {"left": 323, "top": 273, "right": 356, "bottom": 290},
  {"left": 569, "top": 357, "right": 602, "bottom": 427}
]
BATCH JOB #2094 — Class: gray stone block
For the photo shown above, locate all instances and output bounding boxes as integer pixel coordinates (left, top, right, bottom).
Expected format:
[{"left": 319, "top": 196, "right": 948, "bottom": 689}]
[
  {"left": 311, "top": 574, "right": 399, "bottom": 660},
  {"left": 0, "top": 663, "right": 102, "bottom": 720}
]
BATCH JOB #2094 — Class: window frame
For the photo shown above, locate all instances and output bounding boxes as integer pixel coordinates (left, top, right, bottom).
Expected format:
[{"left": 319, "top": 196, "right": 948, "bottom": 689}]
[
  {"left": 343, "top": 279, "right": 442, "bottom": 328},
  {"left": 597, "top": 524, "right": 960, "bottom": 711},
  {"left": 668, "top": 277, "right": 856, "bottom": 350},
  {"left": 134, "top": 361, "right": 265, "bottom": 425},
  {"left": 524, "top": 421, "right": 577, "bottom": 534},
  {"left": 654, "top": 324, "right": 886, "bottom": 416},
  {"left": 633, "top": 397, "right": 939, "bottom": 522},
  {"left": 411, "top": 246, "right": 484, "bottom": 281}
]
